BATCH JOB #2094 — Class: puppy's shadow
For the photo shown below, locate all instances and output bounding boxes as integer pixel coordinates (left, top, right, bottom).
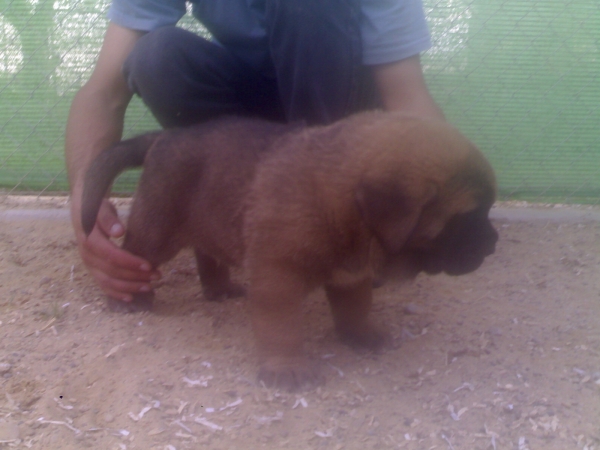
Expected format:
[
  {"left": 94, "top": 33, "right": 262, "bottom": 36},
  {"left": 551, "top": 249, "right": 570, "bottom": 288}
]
[
  {"left": 150, "top": 291, "right": 246, "bottom": 319},
  {"left": 141, "top": 251, "right": 245, "bottom": 318}
]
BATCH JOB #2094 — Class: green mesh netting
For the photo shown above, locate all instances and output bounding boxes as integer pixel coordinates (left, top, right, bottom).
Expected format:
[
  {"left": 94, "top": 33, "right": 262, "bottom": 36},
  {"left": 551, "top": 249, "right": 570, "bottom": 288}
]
[{"left": 1, "top": 0, "right": 598, "bottom": 202}]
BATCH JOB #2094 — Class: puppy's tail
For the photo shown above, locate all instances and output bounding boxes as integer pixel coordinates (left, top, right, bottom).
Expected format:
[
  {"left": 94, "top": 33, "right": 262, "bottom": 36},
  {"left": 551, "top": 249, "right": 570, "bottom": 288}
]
[{"left": 81, "top": 132, "right": 160, "bottom": 236}]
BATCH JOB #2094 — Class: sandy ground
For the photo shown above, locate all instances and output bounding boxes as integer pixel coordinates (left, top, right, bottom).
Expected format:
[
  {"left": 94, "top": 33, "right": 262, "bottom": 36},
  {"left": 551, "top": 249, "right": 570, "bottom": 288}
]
[{"left": 0, "top": 197, "right": 599, "bottom": 450}]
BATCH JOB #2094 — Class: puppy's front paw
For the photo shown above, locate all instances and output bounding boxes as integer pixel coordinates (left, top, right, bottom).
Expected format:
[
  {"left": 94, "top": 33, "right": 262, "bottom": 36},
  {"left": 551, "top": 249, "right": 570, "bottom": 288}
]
[
  {"left": 337, "top": 324, "right": 390, "bottom": 351},
  {"left": 257, "top": 357, "right": 324, "bottom": 392},
  {"left": 106, "top": 292, "right": 154, "bottom": 313}
]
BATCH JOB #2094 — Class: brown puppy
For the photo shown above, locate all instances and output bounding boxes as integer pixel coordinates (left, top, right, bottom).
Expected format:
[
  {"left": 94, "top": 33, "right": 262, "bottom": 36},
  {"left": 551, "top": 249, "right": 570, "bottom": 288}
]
[{"left": 82, "top": 111, "right": 498, "bottom": 391}]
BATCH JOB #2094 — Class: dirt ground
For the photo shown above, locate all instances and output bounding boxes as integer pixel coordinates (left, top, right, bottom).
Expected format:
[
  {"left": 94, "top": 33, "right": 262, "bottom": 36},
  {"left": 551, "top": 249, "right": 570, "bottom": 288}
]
[{"left": 0, "top": 197, "right": 599, "bottom": 450}]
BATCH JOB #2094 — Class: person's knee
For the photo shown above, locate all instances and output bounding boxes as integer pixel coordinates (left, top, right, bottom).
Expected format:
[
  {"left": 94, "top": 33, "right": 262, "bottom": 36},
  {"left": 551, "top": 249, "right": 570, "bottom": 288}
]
[
  {"left": 124, "top": 27, "right": 187, "bottom": 93},
  {"left": 123, "top": 27, "right": 216, "bottom": 127}
]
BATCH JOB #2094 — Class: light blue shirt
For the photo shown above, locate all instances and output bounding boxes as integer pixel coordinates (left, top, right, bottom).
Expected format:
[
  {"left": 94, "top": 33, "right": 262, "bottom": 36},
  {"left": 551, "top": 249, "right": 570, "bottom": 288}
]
[{"left": 108, "top": 0, "right": 431, "bottom": 69}]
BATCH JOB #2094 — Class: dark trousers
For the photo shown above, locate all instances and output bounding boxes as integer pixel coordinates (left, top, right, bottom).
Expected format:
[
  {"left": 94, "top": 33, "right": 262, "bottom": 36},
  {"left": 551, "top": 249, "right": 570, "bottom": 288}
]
[{"left": 122, "top": 0, "right": 379, "bottom": 128}]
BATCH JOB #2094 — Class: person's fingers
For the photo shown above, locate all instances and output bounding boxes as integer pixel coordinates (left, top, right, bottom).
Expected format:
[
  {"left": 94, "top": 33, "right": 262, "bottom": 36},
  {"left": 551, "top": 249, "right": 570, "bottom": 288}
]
[
  {"left": 82, "top": 227, "right": 152, "bottom": 273},
  {"left": 95, "top": 199, "right": 125, "bottom": 238},
  {"left": 88, "top": 265, "right": 155, "bottom": 302},
  {"left": 81, "top": 235, "right": 161, "bottom": 300},
  {"left": 76, "top": 205, "right": 161, "bottom": 300}
]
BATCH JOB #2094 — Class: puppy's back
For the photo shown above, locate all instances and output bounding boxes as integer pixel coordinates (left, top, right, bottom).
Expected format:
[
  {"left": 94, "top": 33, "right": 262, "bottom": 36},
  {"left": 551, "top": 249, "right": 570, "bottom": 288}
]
[{"left": 129, "top": 118, "right": 302, "bottom": 266}]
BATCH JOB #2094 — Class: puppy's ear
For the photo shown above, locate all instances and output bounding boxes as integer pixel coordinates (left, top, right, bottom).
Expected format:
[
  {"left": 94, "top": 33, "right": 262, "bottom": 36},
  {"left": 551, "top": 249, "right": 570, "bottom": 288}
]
[{"left": 356, "top": 181, "right": 435, "bottom": 253}]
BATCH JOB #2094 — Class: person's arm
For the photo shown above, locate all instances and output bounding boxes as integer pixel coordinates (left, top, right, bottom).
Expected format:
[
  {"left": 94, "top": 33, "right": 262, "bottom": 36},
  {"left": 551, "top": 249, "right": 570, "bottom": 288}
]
[
  {"left": 66, "top": 22, "right": 160, "bottom": 301},
  {"left": 372, "top": 54, "right": 445, "bottom": 121}
]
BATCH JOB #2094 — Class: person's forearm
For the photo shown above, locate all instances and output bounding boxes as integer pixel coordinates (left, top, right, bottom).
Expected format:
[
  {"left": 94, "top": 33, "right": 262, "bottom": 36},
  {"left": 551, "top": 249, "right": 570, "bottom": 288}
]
[
  {"left": 65, "top": 84, "right": 131, "bottom": 199},
  {"left": 65, "top": 23, "right": 144, "bottom": 213},
  {"left": 372, "top": 55, "right": 445, "bottom": 121}
]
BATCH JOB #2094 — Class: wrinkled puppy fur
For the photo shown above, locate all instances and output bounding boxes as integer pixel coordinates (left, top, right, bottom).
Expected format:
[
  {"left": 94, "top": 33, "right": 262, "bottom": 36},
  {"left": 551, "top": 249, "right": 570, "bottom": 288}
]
[{"left": 82, "top": 111, "right": 498, "bottom": 391}]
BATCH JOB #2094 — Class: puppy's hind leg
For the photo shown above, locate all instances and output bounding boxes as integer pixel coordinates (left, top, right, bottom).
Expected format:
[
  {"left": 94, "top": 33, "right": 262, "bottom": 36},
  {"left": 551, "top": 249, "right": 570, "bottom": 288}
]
[
  {"left": 107, "top": 205, "right": 182, "bottom": 313},
  {"left": 194, "top": 250, "right": 245, "bottom": 302},
  {"left": 325, "top": 278, "right": 389, "bottom": 351}
]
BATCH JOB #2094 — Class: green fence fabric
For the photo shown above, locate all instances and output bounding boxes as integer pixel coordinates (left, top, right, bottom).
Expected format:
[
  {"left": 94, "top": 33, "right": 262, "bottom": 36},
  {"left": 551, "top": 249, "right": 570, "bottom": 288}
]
[
  {"left": 423, "top": 1, "right": 600, "bottom": 203},
  {"left": 1, "top": 0, "right": 599, "bottom": 202}
]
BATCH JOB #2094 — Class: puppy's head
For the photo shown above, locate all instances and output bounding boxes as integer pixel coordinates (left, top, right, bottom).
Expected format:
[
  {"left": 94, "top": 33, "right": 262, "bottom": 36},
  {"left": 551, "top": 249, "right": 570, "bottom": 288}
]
[
  {"left": 355, "top": 117, "right": 498, "bottom": 277},
  {"left": 405, "top": 200, "right": 498, "bottom": 276}
]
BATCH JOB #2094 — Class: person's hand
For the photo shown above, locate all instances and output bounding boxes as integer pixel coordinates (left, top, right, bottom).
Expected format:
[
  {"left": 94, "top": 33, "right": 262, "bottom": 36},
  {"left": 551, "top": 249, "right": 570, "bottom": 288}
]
[{"left": 75, "top": 198, "right": 160, "bottom": 301}]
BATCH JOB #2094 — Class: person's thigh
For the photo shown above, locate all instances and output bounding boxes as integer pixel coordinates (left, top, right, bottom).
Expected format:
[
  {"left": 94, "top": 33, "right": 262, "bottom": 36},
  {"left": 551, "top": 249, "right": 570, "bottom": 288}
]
[
  {"left": 265, "top": 0, "right": 378, "bottom": 125},
  {"left": 123, "top": 26, "right": 285, "bottom": 128}
]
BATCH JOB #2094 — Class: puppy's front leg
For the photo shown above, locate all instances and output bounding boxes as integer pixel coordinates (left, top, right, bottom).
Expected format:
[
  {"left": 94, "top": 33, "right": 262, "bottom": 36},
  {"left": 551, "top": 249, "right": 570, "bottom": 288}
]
[
  {"left": 325, "top": 278, "right": 389, "bottom": 351},
  {"left": 248, "top": 265, "right": 322, "bottom": 391}
]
